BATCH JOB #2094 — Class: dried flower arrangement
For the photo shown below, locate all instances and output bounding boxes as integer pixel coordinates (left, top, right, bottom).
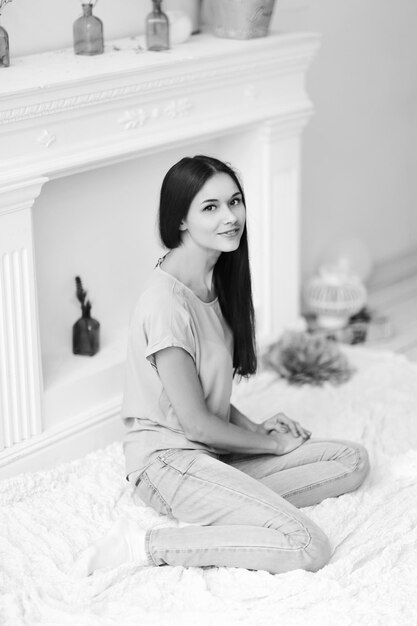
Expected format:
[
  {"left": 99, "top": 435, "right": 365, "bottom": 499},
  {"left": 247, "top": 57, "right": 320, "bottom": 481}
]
[{"left": 263, "top": 331, "right": 354, "bottom": 386}]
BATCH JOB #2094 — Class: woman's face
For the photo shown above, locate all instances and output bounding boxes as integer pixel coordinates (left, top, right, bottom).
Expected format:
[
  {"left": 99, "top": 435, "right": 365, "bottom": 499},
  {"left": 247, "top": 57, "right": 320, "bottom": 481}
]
[{"left": 180, "top": 173, "right": 246, "bottom": 254}]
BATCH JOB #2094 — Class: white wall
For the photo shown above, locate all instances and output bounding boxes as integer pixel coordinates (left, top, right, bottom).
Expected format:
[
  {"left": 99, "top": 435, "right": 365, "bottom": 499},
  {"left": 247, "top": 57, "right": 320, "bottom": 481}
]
[{"left": 272, "top": 0, "right": 417, "bottom": 281}]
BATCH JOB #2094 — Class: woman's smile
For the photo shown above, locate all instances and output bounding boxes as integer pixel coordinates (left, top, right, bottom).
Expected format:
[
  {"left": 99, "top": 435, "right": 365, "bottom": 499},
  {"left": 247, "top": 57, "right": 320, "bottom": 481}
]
[{"left": 218, "top": 227, "right": 240, "bottom": 238}]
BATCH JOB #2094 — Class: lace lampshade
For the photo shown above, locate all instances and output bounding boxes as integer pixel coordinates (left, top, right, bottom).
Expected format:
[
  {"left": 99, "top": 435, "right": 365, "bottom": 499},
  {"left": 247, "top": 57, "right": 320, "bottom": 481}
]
[{"left": 304, "top": 264, "right": 367, "bottom": 330}]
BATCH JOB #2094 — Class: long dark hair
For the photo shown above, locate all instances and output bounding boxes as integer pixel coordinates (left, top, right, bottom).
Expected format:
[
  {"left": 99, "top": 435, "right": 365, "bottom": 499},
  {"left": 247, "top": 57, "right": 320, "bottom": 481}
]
[{"left": 158, "top": 155, "right": 257, "bottom": 377}]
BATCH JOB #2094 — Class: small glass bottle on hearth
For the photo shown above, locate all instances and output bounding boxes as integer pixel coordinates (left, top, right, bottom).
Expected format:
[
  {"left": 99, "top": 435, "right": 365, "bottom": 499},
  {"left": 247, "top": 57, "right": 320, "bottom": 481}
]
[
  {"left": 146, "top": 0, "right": 170, "bottom": 51},
  {"left": 73, "top": 2, "right": 104, "bottom": 56}
]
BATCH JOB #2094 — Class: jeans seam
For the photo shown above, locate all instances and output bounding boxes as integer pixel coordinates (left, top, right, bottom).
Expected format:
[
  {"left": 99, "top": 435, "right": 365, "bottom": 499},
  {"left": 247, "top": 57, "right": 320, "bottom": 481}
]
[
  {"left": 280, "top": 448, "right": 361, "bottom": 499},
  {"left": 151, "top": 544, "right": 310, "bottom": 556},
  {"left": 167, "top": 471, "right": 312, "bottom": 551}
]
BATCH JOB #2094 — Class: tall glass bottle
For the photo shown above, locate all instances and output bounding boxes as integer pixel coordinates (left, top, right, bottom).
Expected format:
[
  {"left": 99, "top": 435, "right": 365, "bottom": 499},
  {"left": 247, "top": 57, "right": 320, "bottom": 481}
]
[
  {"left": 73, "top": 3, "right": 104, "bottom": 56},
  {"left": 0, "top": 22, "right": 10, "bottom": 68},
  {"left": 146, "top": 0, "right": 170, "bottom": 51}
]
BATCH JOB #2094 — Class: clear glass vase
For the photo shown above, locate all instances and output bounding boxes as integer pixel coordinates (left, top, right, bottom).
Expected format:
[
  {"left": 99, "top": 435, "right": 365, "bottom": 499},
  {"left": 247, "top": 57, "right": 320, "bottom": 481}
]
[
  {"left": 73, "top": 4, "right": 104, "bottom": 56},
  {"left": 146, "top": 0, "right": 170, "bottom": 51},
  {"left": 0, "top": 23, "right": 10, "bottom": 68}
]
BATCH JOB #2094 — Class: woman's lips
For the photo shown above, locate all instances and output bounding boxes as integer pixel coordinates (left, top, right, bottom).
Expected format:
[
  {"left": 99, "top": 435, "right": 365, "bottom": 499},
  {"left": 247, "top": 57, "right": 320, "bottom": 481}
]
[{"left": 219, "top": 227, "right": 240, "bottom": 237}]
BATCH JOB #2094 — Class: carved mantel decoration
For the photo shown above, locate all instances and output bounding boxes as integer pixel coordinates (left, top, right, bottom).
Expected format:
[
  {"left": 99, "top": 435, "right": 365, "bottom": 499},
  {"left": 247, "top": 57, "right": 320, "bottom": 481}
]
[{"left": 0, "top": 32, "right": 320, "bottom": 476}]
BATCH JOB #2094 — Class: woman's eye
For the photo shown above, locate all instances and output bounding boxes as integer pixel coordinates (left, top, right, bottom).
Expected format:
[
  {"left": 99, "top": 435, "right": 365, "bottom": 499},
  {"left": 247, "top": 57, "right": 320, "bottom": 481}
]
[
  {"left": 203, "top": 205, "right": 216, "bottom": 212},
  {"left": 230, "top": 197, "right": 241, "bottom": 206}
]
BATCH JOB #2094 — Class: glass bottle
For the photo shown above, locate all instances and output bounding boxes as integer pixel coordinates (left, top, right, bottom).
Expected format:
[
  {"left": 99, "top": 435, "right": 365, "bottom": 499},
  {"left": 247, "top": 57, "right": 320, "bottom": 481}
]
[
  {"left": 73, "top": 302, "right": 100, "bottom": 356},
  {"left": 146, "top": 0, "right": 170, "bottom": 51},
  {"left": 73, "top": 3, "right": 104, "bottom": 56},
  {"left": 0, "top": 22, "right": 10, "bottom": 68}
]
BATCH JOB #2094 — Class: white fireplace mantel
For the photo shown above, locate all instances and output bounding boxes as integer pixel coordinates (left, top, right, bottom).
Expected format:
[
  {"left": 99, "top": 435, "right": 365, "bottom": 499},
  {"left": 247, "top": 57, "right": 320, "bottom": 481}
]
[
  {"left": 0, "top": 33, "right": 319, "bottom": 182},
  {"left": 0, "top": 32, "right": 320, "bottom": 476}
]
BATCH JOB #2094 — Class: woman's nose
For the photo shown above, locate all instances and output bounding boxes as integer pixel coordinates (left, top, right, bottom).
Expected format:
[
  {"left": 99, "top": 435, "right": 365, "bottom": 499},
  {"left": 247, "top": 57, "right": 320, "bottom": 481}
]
[{"left": 222, "top": 205, "right": 237, "bottom": 223}]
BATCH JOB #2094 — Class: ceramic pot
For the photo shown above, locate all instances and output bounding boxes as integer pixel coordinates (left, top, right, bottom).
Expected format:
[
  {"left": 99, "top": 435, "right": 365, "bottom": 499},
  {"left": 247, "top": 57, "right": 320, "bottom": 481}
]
[
  {"left": 165, "top": 11, "right": 193, "bottom": 44},
  {"left": 210, "top": 0, "right": 276, "bottom": 40},
  {"left": 167, "top": 0, "right": 202, "bottom": 33}
]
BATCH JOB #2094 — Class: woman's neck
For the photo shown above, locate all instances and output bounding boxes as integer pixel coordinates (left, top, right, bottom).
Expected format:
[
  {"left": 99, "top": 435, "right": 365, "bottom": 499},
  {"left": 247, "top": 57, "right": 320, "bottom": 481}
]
[{"left": 161, "top": 246, "right": 220, "bottom": 300}]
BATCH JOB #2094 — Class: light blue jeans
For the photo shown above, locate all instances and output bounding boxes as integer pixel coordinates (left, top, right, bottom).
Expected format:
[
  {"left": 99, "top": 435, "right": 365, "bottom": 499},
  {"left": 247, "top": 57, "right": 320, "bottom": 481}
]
[{"left": 134, "top": 439, "right": 369, "bottom": 574}]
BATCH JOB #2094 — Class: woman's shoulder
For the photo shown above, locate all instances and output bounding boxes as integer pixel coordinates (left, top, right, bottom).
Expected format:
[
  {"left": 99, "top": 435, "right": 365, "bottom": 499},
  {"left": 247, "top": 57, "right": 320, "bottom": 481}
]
[{"left": 135, "top": 266, "right": 190, "bottom": 317}]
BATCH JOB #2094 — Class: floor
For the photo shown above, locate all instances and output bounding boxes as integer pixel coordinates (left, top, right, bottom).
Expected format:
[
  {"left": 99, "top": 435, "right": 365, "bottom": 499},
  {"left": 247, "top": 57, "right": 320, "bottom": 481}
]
[{"left": 365, "top": 249, "right": 417, "bottom": 362}]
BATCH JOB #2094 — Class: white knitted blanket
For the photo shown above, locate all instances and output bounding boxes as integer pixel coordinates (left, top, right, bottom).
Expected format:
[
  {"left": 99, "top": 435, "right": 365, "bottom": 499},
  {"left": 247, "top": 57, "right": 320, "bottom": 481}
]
[{"left": 1, "top": 347, "right": 417, "bottom": 626}]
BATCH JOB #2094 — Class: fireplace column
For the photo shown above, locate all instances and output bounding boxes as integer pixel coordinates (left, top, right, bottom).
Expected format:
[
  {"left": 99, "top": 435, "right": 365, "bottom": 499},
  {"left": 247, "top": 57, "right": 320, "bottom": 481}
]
[
  {"left": 255, "top": 116, "right": 307, "bottom": 340},
  {"left": 0, "top": 178, "right": 48, "bottom": 451}
]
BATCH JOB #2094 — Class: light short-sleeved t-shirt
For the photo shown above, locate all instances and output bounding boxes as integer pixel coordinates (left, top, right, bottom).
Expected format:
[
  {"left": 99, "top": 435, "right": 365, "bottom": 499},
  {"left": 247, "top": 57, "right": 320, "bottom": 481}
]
[{"left": 121, "top": 262, "right": 234, "bottom": 483}]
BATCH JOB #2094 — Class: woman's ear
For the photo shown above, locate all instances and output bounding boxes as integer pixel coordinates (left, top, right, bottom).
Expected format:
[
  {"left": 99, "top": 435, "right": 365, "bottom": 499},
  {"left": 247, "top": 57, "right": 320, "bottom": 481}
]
[{"left": 179, "top": 221, "right": 187, "bottom": 232}]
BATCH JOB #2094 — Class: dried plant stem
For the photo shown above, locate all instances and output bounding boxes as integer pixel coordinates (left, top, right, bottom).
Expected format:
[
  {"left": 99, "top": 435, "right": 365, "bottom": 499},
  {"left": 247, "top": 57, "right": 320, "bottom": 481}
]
[{"left": 75, "top": 276, "right": 91, "bottom": 317}]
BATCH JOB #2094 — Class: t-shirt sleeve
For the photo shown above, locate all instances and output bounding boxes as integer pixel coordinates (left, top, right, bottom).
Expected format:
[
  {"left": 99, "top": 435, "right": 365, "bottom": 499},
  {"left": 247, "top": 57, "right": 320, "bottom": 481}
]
[{"left": 140, "top": 290, "right": 196, "bottom": 367}]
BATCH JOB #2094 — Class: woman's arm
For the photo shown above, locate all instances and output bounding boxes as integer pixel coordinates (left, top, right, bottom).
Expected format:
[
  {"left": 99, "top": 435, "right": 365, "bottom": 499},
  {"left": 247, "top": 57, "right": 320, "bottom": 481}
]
[
  {"left": 229, "top": 404, "right": 259, "bottom": 433},
  {"left": 154, "top": 347, "right": 278, "bottom": 455}
]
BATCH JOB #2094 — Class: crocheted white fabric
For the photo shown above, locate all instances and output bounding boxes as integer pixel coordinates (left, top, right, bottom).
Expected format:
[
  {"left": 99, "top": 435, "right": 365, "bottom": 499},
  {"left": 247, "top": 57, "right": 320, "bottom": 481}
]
[{"left": 1, "top": 347, "right": 417, "bottom": 626}]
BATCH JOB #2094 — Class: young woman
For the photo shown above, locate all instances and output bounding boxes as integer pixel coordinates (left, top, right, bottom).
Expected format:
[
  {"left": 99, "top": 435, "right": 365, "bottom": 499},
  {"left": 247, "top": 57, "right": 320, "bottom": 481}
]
[{"left": 71, "top": 155, "right": 369, "bottom": 577}]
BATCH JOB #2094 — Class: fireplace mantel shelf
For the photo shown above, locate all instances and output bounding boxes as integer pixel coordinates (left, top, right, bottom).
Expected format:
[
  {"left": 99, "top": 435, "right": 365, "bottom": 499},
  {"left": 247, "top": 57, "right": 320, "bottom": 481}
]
[
  {"left": 0, "top": 32, "right": 317, "bottom": 94},
  {"left": 0, "top": 31, "right": 320, "bottom": 475}
]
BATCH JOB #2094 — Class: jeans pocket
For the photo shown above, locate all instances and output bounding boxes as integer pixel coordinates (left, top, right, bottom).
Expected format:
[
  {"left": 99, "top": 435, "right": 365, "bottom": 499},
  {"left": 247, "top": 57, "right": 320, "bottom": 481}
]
[{"left": 135, "top": 471, "right": 172, "bottom": 517}]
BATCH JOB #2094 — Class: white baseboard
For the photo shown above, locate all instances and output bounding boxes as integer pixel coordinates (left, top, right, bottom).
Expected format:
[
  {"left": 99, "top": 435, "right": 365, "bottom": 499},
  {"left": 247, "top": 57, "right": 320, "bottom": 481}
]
[
  {"left": 0, "top": 397, "right": 125, "bottom": 480},
  {"left": 368, "top": 247, "right": 417, "bottom": 292}
]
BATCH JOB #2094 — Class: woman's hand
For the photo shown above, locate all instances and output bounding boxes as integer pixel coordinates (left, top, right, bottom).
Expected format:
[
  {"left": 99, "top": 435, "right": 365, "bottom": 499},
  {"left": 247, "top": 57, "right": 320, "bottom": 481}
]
[
  {"left": 257, "top": 413, "right": 311, "bottom": 439},
  {"left": 257, "top": 413, "right": 311, "bottom": 456},
  {"left": 267, "top": 429, "right": 308, "bottom": 455}
]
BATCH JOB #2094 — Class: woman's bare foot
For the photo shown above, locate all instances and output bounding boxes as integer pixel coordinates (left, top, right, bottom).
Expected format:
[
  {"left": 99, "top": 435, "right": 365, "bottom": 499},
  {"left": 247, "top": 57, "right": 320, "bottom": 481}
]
[
  {"left": 70, "top": 517, "right": 147, "bottom": 577},
  {"left": 270, "top": 429, "right": 310, "bottom": 455}
]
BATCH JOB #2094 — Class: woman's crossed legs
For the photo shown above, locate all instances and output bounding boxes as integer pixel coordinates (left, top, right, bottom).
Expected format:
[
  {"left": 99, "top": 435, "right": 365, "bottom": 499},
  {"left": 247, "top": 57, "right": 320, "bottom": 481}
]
[{"left": 135, "top": 439, "right": 369, "bottom": 574}]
